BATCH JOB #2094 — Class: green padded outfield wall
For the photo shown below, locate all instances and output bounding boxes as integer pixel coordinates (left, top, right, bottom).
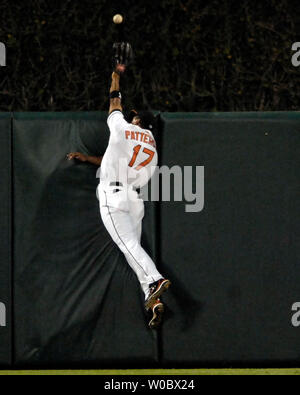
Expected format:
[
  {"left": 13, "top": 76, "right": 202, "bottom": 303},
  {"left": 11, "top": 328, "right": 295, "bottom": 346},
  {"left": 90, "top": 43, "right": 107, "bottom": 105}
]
[
  {"left": 13, "top": 113, "right": 159, "bottom": 367},
  {"left": 0, "top": 114, "right": 12, "bottom": 367},
  {"left": 160, "top": 112, "right": 300, "bottom": 365},
  {"left": 1, "top": 111, "right": 299, "bottom": 367}
]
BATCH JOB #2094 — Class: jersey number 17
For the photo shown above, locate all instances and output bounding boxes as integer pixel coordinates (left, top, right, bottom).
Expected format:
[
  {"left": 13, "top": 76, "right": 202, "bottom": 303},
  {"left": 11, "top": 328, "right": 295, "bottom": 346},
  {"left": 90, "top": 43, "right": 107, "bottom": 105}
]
[{"left": 129, "top": 145, "right": 155, "bottom": 171}]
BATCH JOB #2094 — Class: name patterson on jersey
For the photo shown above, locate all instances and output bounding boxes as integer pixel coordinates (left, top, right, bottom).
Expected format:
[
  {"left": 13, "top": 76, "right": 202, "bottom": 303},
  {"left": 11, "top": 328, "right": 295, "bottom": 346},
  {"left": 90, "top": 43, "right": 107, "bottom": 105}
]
[{"left": 125, "top": 130, "right": 156, "bottom": 149}]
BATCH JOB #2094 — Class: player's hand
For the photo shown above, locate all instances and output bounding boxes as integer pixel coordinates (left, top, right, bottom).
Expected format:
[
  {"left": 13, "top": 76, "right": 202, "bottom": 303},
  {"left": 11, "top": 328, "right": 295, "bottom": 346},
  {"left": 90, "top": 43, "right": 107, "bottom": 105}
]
[
  {"left": 67, "top": 152, "right": 88, "bottom": 162},
  {"left": 115, "top": 64, "right": 126, "bottom": 75}
]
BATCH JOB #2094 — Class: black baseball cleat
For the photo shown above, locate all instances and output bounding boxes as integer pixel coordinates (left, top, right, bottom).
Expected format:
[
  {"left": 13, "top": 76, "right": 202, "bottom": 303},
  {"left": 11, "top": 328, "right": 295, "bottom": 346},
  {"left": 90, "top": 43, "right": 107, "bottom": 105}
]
[
  {"left": 145, "top": 279, "right": 171, "bottom": 311},
  {"left": 149, "top": 299, "right": 164, "bottom": 330}
]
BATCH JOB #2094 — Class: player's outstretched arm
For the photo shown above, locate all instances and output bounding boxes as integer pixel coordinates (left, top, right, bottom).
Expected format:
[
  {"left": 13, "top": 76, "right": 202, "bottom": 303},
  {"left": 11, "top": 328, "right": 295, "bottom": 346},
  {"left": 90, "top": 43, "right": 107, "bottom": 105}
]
[
  {"left": 109, "top": 71, "right": 123, "bottom": 115},
  {"left": 67, "top": 152, "right": 103, "bottom": 166},
  {"left": 109, "top": 42, "right": 133, "bottom": 115}
]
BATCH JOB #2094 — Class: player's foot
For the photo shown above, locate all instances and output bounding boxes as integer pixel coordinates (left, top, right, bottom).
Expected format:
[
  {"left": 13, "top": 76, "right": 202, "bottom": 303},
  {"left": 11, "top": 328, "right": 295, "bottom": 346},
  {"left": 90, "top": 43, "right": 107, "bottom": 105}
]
[
  {"left": 145, "top": 279, "right": 171, "bottom": 311},
  {"left": 149, "top": 299, "right": 164, "bottom": 330}
]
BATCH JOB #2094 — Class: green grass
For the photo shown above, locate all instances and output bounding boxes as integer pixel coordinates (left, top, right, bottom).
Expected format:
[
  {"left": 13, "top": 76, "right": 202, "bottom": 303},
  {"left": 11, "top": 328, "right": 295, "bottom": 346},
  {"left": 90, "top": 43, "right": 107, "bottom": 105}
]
[{"left": 0, "top": 369, "right": 300, "bottom": 375}]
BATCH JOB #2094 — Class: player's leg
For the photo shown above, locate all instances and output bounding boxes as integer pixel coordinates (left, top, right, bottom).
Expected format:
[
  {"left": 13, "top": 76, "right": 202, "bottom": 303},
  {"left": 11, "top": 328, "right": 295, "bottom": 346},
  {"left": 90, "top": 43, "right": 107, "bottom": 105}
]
[
  {"left": 128, "top": 190, "right": 169, "bottom": 325},
  {"left": 128, "top": 190, "right": 171, "bottom": 310},
  {"left": 102, "top": 206, "right": 163, "bottom": 298},
  {"left": 99, "top": 188, "right": 163, "bottom": 299},
  {"left": 128, "top": 190, "right": 144, "bottom": 243}
]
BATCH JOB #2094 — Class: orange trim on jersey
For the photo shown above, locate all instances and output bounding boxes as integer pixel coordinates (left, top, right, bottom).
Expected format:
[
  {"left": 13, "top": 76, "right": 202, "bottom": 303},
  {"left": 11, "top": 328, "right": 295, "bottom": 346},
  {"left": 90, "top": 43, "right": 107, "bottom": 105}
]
[
  {"left": 135, "top": 148, "right": 155, "bottom": 171},
  {"left": 129, "top": 145, "right": 142, "bottom": 168}
]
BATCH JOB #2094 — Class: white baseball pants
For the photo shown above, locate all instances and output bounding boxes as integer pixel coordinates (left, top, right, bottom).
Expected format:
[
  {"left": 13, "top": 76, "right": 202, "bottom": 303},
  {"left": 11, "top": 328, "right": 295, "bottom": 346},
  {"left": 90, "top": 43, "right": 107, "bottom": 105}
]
[{"left": 97, "top": 183, "right": 163, "bottom": 299}]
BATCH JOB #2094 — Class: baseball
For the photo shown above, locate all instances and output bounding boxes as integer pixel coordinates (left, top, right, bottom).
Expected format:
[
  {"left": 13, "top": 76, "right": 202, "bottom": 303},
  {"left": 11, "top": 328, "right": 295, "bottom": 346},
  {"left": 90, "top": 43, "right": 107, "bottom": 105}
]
[{"left": 113, "top": 14, "right": 123, "bottom": 24}]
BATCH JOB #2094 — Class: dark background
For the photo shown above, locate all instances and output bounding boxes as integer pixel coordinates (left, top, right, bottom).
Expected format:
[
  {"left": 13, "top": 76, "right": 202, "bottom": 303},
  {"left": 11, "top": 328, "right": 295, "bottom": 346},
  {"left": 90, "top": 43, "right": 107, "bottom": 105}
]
[
  {"left": 0, "top": 0, "right": 299, "bottom": 112},
  {"left": 0, "top": 0, "right": 299, "bottom": 368}
]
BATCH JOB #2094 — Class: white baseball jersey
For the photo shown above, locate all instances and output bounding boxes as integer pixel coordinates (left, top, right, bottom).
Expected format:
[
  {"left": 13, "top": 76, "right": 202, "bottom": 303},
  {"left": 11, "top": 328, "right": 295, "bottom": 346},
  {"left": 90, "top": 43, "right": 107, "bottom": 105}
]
[
  {"left": 97, "top": 110, "right": 163, "bottom": 299},
  {"left": 100, "top": 110, "right": 158, "bottom": 188}
]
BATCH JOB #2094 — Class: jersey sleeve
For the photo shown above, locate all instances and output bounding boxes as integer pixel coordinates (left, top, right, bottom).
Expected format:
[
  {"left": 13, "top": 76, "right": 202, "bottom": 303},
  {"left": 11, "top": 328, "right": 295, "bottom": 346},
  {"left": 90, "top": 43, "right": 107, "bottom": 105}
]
[{"left": 107, "top": 110, "right": 130, "bottom": 135}]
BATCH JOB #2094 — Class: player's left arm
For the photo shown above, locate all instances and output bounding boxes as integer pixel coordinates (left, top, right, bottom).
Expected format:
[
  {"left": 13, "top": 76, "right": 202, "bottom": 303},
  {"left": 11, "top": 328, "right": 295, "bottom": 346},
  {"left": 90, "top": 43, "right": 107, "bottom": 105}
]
[
  {"left": 109, "top": 71, "right": 123, "bottom": 115},
  {"left": 67, "top": 152, "right": 103, "bottom": 166}
]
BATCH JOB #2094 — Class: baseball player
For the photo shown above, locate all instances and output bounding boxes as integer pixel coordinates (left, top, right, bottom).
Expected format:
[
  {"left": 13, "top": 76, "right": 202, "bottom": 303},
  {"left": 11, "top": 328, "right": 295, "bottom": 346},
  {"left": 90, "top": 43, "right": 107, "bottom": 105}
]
[{"left": 68, "top": 43, "right": 171, "bottom": 329}]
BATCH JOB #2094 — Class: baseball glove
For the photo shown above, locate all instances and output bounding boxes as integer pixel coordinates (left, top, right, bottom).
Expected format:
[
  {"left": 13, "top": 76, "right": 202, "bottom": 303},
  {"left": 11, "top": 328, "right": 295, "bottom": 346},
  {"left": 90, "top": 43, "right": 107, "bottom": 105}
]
[{"left": 112, "top": 42, "right": 133, "bottom": 74}]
